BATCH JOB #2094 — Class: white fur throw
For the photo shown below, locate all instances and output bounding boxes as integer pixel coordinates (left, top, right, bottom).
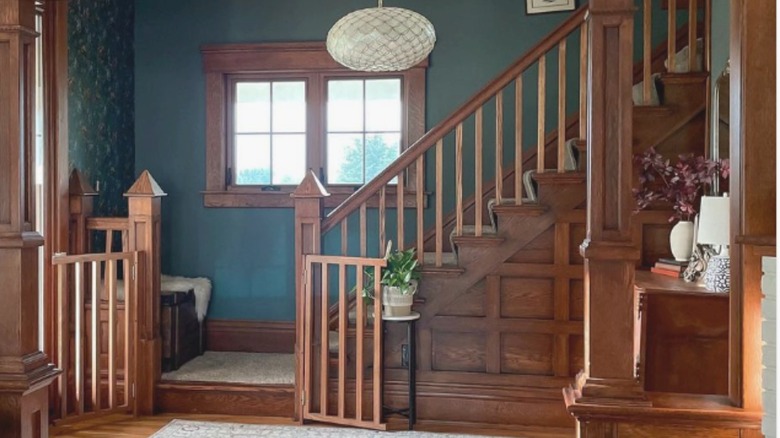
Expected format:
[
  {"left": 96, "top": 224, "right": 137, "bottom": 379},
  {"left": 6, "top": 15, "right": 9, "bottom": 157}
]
[{"left": 161, "top": 275, "right": 212, "bottom": 322}]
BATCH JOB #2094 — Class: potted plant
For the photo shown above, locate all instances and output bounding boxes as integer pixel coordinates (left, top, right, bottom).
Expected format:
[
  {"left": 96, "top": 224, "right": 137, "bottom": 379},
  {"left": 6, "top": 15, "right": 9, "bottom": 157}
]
[
  {"left": 362, "top": 242, "right": 421, "bottom": 317},
  {"left": 633, "top": 147, "right": 729, "bottom": 261}
]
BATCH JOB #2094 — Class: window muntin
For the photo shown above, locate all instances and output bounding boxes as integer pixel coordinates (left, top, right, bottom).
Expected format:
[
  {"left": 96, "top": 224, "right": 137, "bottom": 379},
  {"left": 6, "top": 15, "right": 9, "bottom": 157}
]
[
  {"left": 232, "top": 80, "right": 306, "bottom": 185},
  {"left": 326, "top": 78, "right": 402, "bottom": 185}
]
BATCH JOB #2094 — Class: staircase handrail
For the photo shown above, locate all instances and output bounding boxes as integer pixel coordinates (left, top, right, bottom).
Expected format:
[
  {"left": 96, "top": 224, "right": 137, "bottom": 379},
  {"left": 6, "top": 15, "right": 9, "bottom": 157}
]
[{"left": 321, "top": 4, "right": 589, "bottom": 233}]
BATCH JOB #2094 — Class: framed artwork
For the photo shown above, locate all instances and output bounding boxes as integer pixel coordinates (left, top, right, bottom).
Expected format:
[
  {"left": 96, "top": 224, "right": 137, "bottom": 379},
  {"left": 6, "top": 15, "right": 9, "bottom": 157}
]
[{"left": 526, "top": 0, "right": 576, "bottom": 14}]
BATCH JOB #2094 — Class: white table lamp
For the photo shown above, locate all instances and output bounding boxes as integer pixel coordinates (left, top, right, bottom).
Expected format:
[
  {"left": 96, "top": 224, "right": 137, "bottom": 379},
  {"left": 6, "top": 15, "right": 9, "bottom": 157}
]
[{"left": 697, "top": 194, "right": 730, "bottom": 292}]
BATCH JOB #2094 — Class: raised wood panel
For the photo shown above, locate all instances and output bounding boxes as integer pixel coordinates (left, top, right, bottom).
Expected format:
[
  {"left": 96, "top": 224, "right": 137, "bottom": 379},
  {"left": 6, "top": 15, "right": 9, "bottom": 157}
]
[
  {"left": 640, "top": 223, "right": 674, "bottom": 267},
  {"left": 569, "top": 335, "right": 584, "bottom": 377},
  {"left": 205, "top": 320, "right": 294, "bottom": 354},
  {"left": 569, "top": 280, "right": 584, "bottom": 321},
  {"left": 500, "top": 278, "right": 554, "bottom": 320},
  {"left": 568, "top": 223, "right": 586, "bottom": 265},
  {"left": 500, "top": 333, "right": 554, "bottom": 376},
  {"left": 431, "top": 331, "right": 486, "bottom": 373},
  {"left": 438, "top": 280, "right": 486, "bottom": 317},
  {"left": 506, "top": 226, "right": 554, "bottom": 264},
  {"left": 617, "top": 423, "right": 739, "bottom": 438}
]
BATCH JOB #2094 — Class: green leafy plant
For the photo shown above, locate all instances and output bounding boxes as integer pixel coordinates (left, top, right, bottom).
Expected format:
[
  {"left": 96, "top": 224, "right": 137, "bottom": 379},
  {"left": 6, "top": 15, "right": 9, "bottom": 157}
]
[{"left": 361, "top": 242, "right": 421, "bottom": 304}]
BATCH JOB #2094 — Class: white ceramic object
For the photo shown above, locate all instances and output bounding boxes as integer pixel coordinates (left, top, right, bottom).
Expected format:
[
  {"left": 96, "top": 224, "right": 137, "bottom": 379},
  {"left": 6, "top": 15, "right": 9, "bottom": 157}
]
[
  {"left": 669, "top": 220, "right": 694, "bottom": 262},
  {"left": 382, "top": 280, "right": 417, "bottom": 317}
]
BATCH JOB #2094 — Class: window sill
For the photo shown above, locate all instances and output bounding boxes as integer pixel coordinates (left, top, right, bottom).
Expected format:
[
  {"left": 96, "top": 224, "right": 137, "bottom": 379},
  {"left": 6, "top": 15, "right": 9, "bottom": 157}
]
[{"left": 202, "top": 188, "right": 427, "bottom": 209}]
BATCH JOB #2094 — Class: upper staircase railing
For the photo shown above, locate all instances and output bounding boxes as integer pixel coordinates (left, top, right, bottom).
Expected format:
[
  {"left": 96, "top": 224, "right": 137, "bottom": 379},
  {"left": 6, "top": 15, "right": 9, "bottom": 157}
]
[{"left": 320, "top": 4, "right": 591, "bottom": 268}]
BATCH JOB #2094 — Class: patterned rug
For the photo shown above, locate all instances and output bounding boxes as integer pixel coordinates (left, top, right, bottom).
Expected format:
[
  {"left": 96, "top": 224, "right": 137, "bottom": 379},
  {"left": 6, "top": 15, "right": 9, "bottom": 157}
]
[{"left": 152, "top": 420, "right": 481, "bottom": 437}]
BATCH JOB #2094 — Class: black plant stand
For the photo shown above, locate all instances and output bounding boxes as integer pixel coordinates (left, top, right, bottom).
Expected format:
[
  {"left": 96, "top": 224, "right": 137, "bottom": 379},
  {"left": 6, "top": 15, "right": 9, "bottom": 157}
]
[{"left": 382, "top": 311, "right": 420, "bottom": 430}]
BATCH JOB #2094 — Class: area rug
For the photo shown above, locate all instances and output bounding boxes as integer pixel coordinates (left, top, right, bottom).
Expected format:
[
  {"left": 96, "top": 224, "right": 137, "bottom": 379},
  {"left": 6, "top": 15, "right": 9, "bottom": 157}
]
[
  {"left": 161, "top": 352, "right": 294, "bottom": 385},
  {"left": 152, "top": 420, "right": 481, "bottom": 437}
]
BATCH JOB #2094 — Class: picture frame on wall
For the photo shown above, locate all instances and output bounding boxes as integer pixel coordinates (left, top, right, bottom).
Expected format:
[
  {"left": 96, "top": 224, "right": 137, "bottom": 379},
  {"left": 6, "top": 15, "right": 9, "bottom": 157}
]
[{"left": 526, "top": 0, "right": 576, "bottom": 15}]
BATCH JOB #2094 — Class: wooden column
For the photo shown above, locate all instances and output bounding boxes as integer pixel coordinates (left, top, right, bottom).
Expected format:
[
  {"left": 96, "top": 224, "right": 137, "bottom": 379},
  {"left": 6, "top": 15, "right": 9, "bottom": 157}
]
[
  {"left": 729, "top": 0, "right": 775, "bottom": 411},
  {"left": 291, "top": 170, "right": 329, "bottom": 422},
  {"left": 68, "top": 169, "right": 97, "bottom": 254},
  {"left": 125, "top": 170, "right": 166, "bottom": 415},
  {"left": 564, "top": 0, "right": 647, "bottom": 418},
  {"left": 0, "top": 0, "right": 59, "bottom": 435}
]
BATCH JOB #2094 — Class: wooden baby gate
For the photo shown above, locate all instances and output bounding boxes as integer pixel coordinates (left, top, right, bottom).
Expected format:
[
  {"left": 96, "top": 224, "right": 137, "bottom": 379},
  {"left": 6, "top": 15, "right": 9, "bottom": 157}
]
[
  {"left": 301, "top": 254, "right": 387, "bottom": 430},
  {"left": 50, "top": 251, "right": 140, "bottom": 423}
]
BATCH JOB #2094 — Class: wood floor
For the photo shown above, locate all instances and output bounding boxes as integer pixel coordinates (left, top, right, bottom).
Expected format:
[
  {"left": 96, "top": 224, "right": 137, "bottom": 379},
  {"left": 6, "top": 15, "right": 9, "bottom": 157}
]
[{"left": 52, "top": 413, "right": 575, "bottom": 437}]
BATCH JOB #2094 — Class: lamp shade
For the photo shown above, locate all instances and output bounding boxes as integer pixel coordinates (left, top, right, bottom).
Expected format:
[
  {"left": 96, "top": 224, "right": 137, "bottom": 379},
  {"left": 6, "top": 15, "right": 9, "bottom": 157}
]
[
  {"left": 696, "top": 195, "right": 730, "bottom": 246},
  {"left": 326, "top": 1, "right": 436, "bottom": 72}
]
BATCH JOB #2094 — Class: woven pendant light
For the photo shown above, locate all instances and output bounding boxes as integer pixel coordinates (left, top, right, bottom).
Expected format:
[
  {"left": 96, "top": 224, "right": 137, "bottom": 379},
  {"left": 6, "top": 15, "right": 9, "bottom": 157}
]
[{"left": 326, "top": 0, "right": 436, "bottom": 72}]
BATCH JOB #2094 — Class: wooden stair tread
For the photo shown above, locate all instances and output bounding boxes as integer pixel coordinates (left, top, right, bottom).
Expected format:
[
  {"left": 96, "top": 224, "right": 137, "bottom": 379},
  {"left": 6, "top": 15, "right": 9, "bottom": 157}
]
[
  {"left": 658, "top": 71, "right": 710, "bottom": 83},
  {"left": 488, "top": 200, "right": 548, "bottom": 216},
  {"left": 634, "top": 105, "right": 677, "bottom": 115},
  {"left": 450, "top": 225, "right": 502, "bottom": 246},
  {"left": 532, "top": 171, "right": 586, "bottom": 184}
]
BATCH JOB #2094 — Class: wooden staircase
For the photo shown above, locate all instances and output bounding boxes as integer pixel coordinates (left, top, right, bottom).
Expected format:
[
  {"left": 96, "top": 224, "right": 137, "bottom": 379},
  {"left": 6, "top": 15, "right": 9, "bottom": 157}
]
[{"left": 293, "top": 0, "right": 712, "bottom": 431}]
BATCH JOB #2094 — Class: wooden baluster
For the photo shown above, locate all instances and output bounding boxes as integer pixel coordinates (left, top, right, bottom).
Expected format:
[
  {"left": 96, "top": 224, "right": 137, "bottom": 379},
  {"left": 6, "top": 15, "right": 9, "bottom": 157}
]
[
  {"left": 668, "top": 0, "right": 677, "bottom": 73},
  {"left": 57, "top": 263, "right": 69, "bottom": 419},
  {"left": 341, "top": 219, "right": 348, "bottom": 256},
  {"left": 515, "top": 77, "right": 523, "bottom": 204},
  {"left": 75, "top": 261, "right": 84, "bottom": 415},
  {"left": 355, "top": 265, "right": 364, "bottom": 421},
  {"left": 579, "top": 23, "right": 588, "bottom": 140},
  {"left": 379, "top": 187, "right": 386, "bottom": 257},
  {"left": 91, "top": 260, "right": 101, "bottom": 411},
  {"left": 338, "top": 263, "right": 346, "bottom": 418},
  {"left": 435, "top": 139, "right": 443, "bottom": 267},
  {"left": 688, "top": 0, "right": 698, "bottom": 72},
  {"left": 643, "top": 0, "right": 652, "bottom": 103},
  {"left": 123, "top": 256, "right": 132, "bottom": 407},
  {"left": 537, "top": 55, "right": 547, "bottom": 173},
  {"left": 372, "top": 265, "right": 382, "bottom": 425},
  {"left": 704, "top": 0, "right": 711, "bottom": 72},
  {"left": 397, "top": 172, "right": 404, "bottom": 251},
  {"left": 495, "top": 93, "right": 504, "bottom": 204},
  {"left": 455, "top": 123, "right": 464, "bottom": 235},
  {"left": 360, "top": 203, "right": 367, "bottom": 258},
  {"left": 107, "top": 259, "right": 117, "bottom": 409},
  {"left": 319, "top": 263, "right": 329, "bottom": 415},
  {"left": 416, "top": 156, "right": 424, "bottom": 263},
  {"left": 303, "top": 259, "right": 314, "bottom": 418},
  {"left": 557, "top": 40, "right": 567, "bottom": 173},
  {"left": 475, "top": 108, "right": 484, "bottom": 235}
]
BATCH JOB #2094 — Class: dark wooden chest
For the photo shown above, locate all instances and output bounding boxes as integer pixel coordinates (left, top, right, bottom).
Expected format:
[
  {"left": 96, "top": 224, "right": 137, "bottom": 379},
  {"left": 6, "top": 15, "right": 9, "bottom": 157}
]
[{"left": 161, "top": 289, "right": 203, "bottom": 372}]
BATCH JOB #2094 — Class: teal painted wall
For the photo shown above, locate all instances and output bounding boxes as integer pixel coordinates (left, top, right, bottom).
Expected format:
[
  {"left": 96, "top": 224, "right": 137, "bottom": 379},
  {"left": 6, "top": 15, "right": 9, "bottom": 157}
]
[
  {"left": 134, "top": 0, "right": 579, "bottom": 321},
  {"left": 710, "top": 1, "right": 730, "bottom": 83},
  {"left": 69, "top": 0, "right": 135, "bottom": 218}
]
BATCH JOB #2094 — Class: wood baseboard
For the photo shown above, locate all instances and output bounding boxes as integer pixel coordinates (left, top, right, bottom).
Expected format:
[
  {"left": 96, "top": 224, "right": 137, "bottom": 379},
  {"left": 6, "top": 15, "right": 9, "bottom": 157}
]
[{"left": 205, "top": 319, "right": 294, "bottom": 354}]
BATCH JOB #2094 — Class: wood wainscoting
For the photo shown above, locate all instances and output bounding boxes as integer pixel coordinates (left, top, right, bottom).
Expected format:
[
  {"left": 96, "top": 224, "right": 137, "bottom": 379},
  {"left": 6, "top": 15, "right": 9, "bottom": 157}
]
[{"left": 205, "top": 319, "right": 295, "bottom": 353}]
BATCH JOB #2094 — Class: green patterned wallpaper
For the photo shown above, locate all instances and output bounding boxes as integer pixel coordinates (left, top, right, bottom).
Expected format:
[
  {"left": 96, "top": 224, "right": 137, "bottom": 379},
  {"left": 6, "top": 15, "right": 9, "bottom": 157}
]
[{"left": 68, "top": 0, "right": 135, "bottom": 217}]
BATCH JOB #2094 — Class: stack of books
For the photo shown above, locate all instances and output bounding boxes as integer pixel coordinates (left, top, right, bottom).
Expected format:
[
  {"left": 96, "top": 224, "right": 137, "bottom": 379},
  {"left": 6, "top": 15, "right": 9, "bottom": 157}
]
[{"left": 651, "top": 258, "right": 688, "bottom": 278}]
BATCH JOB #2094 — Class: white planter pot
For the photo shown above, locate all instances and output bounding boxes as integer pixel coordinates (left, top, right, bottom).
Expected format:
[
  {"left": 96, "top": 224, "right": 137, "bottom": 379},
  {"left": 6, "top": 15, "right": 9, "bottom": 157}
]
[
  {"left": 382, "top": 281, "right": 417, "bottom": 317},
  {"left": 670, "top": 220, "right": 694, "bottom": 262}
]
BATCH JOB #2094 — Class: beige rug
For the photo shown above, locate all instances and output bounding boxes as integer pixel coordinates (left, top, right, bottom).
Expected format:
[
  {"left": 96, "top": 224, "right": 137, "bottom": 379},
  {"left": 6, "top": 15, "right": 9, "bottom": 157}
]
[
  {"left": 152, "top": 420, "right": 481, "bottom": 437},
  {"left": 161, "top": 351, "right": 294, "bottom": 385}
]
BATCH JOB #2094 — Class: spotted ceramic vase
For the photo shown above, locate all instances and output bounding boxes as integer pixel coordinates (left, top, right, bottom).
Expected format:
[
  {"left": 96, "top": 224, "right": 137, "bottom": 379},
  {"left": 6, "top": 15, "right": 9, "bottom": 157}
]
[
  {"left": 704, "top": 255, "right": 730, "bottom": 292},
  {"left": 669, "top": 220, "right": 694, "bottom": 262}
]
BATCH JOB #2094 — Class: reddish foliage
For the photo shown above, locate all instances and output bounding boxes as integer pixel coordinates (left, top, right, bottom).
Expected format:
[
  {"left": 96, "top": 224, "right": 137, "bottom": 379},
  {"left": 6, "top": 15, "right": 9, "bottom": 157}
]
[{"left": 633, "top": 147, "right": 729, "bottom": 222}]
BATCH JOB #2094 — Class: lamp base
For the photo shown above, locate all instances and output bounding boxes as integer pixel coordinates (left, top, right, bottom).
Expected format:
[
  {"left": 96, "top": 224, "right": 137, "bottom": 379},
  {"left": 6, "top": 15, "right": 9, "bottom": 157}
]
[{"left": 703, "top": 255, "right": 730, "bottom": 292}]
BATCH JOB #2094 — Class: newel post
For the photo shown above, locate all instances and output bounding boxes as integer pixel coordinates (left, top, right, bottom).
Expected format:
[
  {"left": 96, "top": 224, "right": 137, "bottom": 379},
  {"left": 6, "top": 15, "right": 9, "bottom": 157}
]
[
  {"left": 291, "top": 170, "right": 329, "bottom": 422},
  {"left": 0, "top": 0, "right": 60, "bottom": 435},
  {"left": 125, "top": 170, "right": 166, "bottom": 415},
  {"left": 68, "top": 169, "right": 98, "bottom": 254},
  {"left": 565, "top": 0, "right": 648, "bottom": 432}
]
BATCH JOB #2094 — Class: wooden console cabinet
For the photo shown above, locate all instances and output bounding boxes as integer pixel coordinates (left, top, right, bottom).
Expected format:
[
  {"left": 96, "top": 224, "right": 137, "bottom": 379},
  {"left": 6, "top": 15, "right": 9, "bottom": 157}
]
[{"left": 635, "top": 271, "right": 729, "bottom": 395}]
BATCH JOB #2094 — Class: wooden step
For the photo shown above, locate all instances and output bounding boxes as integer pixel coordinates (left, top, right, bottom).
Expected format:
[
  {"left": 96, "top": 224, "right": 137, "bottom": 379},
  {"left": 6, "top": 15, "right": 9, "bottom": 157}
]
[
  {"left": 450, "top": 225, "right": 503, "bottom": 248},
  {"left": 421, "top": 251, "right": 464, "bottom": 276},
  {"left": 488, "top": 200, "right": 548, "bottom": 217},
  {"left": 532, "top": 171, "right": 586, "bottom": 185}
]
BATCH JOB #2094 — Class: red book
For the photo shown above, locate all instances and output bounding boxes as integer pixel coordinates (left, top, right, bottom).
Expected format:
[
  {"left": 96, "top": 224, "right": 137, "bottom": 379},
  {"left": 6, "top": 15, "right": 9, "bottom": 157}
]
[
  {"left": 651, "top": 267, "right": 682, "bottom": 278},
  {"left": 654, "top": 262, "right": 686, "bottom": 272}
]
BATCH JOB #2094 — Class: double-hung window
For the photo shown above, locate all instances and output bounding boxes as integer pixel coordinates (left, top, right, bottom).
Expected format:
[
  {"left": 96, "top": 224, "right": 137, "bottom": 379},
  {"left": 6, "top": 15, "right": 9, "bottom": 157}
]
[{"left": 202, "top": 42, "right": 426, "bottom": 208}]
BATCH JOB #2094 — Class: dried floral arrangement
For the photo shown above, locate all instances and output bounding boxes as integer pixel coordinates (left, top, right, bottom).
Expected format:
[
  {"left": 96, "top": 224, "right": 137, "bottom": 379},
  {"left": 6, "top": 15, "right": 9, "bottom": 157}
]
[{"left": 633, "top": 147, "right": 730, "bottom": 222}]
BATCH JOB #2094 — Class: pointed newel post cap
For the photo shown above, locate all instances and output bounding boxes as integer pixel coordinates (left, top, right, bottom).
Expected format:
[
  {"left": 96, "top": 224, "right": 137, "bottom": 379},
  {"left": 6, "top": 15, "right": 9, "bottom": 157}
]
[
  {"left": 124, "top": 170, "right": 167, "bottom": 198},
  {"left": 69, "top": 169, "right": 98, "bottom": 196},
  {"left": 291, "top": 169, "right": 330, "bottom": 199}
]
